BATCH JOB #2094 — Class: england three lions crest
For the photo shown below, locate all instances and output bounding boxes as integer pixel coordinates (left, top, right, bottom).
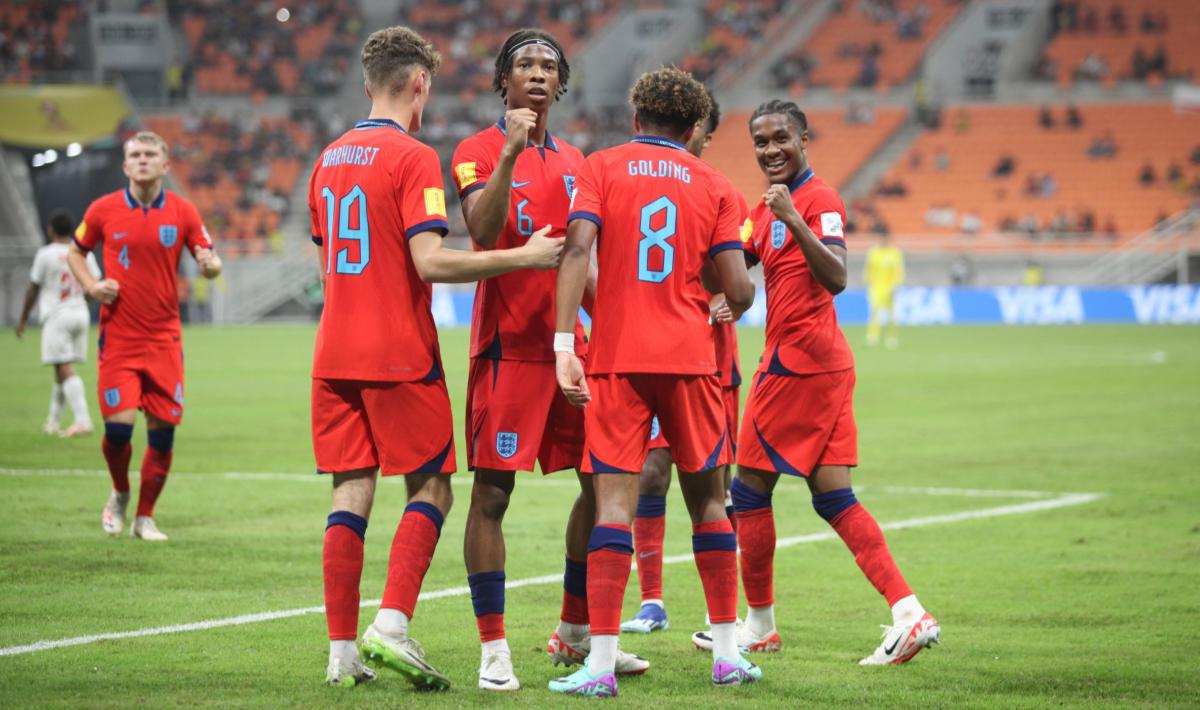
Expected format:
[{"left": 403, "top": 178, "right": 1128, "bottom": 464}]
[
  {"left": 496, "top": 432, "right": 518, "bottom": 459},
  {"left": 159, "top": 225, "right": 178, "bottom": 248},
  {"left": 770, "top": 220, "right": 787, "bottom": 249},
  {"left": 563, "top": 175, "right": 575, "bottom": 199}
]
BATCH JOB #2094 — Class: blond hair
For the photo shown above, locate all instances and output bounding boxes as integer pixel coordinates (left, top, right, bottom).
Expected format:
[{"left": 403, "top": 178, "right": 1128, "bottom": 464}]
[{"left": 124, "top": 130, "right": 168, "bottom": 156}]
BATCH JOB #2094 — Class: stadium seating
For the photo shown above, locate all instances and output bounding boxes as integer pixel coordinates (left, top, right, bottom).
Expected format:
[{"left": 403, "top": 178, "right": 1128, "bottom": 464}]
[
  {"left": 175, "top": 0, "right": 362, "bottom": 98},
  {"left": 143, "top": 114, "right": 316, "bottom": 254},
  {"left": 705, "top": 105, "right": 908, "bottom": 206},
  {"left": 1040, "top": 0, "right": 1199, "bottom": 86},
  {"left": 781, "top": 0, "right": 964, "bottom": 92},
  {"left": 0, "top": 1, "right": 86, "bottom": 83},
  {"left": 867, "top": 103, "right": 1199, "bottom": 237},
  {"left": 678, "top": 0, "right": 786, "bottom": 84}
]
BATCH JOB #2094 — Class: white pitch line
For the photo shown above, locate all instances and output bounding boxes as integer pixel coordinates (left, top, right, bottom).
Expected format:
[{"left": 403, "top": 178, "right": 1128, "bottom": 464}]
[
  {"left": 0, "top": 490, "right": 1102, "bottom": 658},
  {"left": 0, "top": 468, "right": 1060, "bottom": 498}
]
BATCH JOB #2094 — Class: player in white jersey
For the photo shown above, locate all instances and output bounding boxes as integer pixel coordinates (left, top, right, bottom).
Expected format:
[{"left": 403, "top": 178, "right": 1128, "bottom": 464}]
[{"left": 16, "top": 209, "right": 100, "bottom": 437}]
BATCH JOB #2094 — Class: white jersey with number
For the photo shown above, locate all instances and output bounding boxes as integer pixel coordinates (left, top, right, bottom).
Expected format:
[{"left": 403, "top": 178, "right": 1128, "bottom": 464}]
[{"left": 30, "top": 242, "right": 99, "bottom": 323}]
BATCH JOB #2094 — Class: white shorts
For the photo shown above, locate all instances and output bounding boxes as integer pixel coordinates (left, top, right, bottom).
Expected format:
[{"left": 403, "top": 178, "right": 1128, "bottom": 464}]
[{"left": 41, "top": 311, "right": 89, "bottom": 365}]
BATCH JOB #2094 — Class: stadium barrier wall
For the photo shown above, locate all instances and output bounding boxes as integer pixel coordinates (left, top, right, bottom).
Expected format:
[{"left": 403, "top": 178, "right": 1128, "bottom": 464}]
[{"left": 430, "top": 285, "right": 1200, "bottom": 327}]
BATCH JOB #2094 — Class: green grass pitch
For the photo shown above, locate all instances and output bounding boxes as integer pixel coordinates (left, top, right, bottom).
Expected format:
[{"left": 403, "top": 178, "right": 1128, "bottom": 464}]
[{"left": 1, "top": 324, "right": 1198, "bottom": 708}]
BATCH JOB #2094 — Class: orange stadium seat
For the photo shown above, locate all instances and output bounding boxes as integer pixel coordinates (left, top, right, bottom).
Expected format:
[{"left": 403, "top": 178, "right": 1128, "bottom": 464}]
[
  {"left": 706, "top": 107, "right": 908, "bottom": 207},
  {"left": 868, "top": 103, "right": 1198, "bottom": 236}
]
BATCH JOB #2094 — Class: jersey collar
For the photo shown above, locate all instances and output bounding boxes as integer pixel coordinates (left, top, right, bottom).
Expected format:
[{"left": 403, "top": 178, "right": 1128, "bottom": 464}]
[
  {"left": 789, "top": 167, "right": 815, "bottom": 194},
  {"left": 124, "top": 187, "right": 167, "bottom": 209},
  {"left": 631, "top": 135, "right": 687, "bottom": 151},
  {"left": 354, "top": 118, "right": 408, "bottom": 133},
  {"left": 495, "top": 116, "right": 559, "bottom": 152}
]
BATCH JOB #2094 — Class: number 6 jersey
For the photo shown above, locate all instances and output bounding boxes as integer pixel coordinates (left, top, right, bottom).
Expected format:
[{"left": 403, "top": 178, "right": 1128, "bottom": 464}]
[
  {"left": 567, "top": 135, "right": 747, "bottom": 375},
  {"left": 308, "top": 118, "right": 450, "bottom": 381}
]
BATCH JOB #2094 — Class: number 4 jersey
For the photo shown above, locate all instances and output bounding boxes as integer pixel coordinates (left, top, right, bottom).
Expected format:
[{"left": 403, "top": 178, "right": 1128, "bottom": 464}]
[
  {"left": 568, "top": 136, "right": 747, "bottom": 375},
  {"left": 308, "top": 118, "right": 450, "bottom": 381}
]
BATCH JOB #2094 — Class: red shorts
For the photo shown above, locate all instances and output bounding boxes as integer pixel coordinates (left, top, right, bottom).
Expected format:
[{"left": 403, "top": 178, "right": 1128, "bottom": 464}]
[
  {"left": 648, "top": 386, "right": 740, "bottom": 453},
  {"left": 465, "top": 358, "right": 585, "bottom": 474},
  {"left": 312, "top": 378, "right": 456, "bottom": 476},
  {"left": 737, "top": 368, "right": 857, "bottom": 477},
  {"left": 584, "top": 373, "right": 730, "bottom": 474},
  {"left": 98, "top": 344, "right": 185, "bottom": 424}
]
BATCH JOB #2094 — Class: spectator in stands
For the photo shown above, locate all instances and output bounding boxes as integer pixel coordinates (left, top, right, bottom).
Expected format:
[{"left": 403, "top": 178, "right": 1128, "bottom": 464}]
[
  {"left": 1078, "top": 5, "right": 1099, "bottom": 33},
  {"left": 1166, "top": 162, "right": 1184, "bottom": 185},
  {"left": 1077, "top": 209, "right": 1096, "bottom": 233},
  {"left": 925, "top": 205, "right": 956, "bottom": 228},
  {"left": 857, "top": 53, "right": 880, "bottom": 87},
  {"left": 960, "top": 210, "right": 983, "bottom": 235},
  {"left": 1019, "top": 212, "right": 1040, "bottom": 237},
  {"left": 1075, "top": 51, "right": 1108, "bottom": 81},
  {"left": 1106, "top": 3, "right": 1126, "bottom": 34},
  {"left": 846, "top": 101, "right": 876, "bottom": 125},
  {"left": 949, "top": 255, "right": 975, "bottom": 286},
  {"left": 1148, "top": 43, "right": 1167, "bottom": 76},
  {"left": 1051, "top": 0, "right": 1079, "bottom": 34},
  {"left": 1086, "top": 131, "right": 1118, "bottom": 159},
  {"left": 934, "top": 148, "right": 950, "bottom": 172},
  {"left": 991, "top": 153, "right": 1016, "bottom": 178},
  {"left": 1139, "top": 161, "right": 1156, "bottom": 186},
  {"left": 1065, "top": 103, "right": 1083, "bottom": 129},
  {"left": 1038, "top": 105, "right": 1055, "bottom": 129},
  {"left": 998, "top": 214, "right": 1020, "bottom": 232},
  {"left": 1049, "top": 210, "right": 1073, "bottom": 234},
  {"left": 1041, "top": 173, "right": 1058, "bottom": 198}
]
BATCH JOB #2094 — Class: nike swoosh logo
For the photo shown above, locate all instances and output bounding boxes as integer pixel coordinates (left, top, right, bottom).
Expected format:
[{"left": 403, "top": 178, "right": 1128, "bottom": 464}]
[
  {"left": 638, "top": 551, "right": 657, "bottom": 559},
  {"left": 883, "top": 636, "right": 901, "bottom": 655},
  {"left": 512, "top": 180, "right": 531, "bottom": 188},
  {"left": 113, "top": 232, "right": 128, "bottom": 240},
  {"left": 480, "top": 677, "right": 509, "bottom": 686}
]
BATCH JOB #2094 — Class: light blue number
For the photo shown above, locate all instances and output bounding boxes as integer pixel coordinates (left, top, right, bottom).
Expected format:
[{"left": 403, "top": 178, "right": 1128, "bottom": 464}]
[
  {"left": 118, "top": 245, "right": 130, "bottom": 270},
  {"left": 320, "top": 185, "right": 370, "bottom": 275},
  {"left": 637, "top": 196, "right": 676, "bottom": 283},
  {"left": 516, "top": 199, "right": 534, "bottom": 236}
]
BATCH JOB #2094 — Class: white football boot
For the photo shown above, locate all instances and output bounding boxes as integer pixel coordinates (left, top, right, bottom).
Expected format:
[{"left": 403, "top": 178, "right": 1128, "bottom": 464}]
[
  {"left": 326, "top": 651, "right": 377, "bottom": 687},
  {"left": 102, "top": 491, "right": 130, "bottom": 536},
  {"left": 692, "top": 619, "right": 781, "bottom": 653},
  {"left": 859, "top": 612, "right": 940, "bottom": 665},
  {"left": 546, "top": 630, "right": 650, "bottom": 675},
  {"left": 478, "top": 649, "right": 520, "bottom": 691},
  {"left": 131, "top": 515, "right": 168, "bottom": 541}
]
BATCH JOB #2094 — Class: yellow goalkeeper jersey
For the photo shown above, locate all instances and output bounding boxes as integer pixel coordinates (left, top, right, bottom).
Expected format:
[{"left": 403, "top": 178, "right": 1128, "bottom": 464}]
[{"left": 865, "top": 245, "right": 905, "bottom": 292}]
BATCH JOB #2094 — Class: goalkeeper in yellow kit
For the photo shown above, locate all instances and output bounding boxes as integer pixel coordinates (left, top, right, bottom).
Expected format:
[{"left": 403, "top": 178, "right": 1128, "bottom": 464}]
[{"left": 864, "top": 233, "right": 904, "bottom": 349}]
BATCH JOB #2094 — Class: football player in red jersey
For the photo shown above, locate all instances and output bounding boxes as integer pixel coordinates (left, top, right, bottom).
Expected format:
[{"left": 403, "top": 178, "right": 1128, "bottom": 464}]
[
  {"left": 68, "top": 130, "right": 221, "bottom": 543},
  {"left": 551, "top": 68, "right": 758, "bottom": 697},
  {"left": 704, "top": 100, "right": 940, "bottom": 665},
  {"left": 451, "top": 30, "right": 646, "bottom": 691},
  {"left": 623, "top": 93, "right": 749, "bottom": 636},
  {"left": 311, "top": 27, "right": 563, "bottom": 690}
]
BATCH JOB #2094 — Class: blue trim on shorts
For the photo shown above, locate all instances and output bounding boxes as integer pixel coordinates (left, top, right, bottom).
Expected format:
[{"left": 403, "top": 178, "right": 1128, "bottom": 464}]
[
  {"left": 588, "top": 451, "right": 626, "bottom": 474},
  {"left": 412, "top": 436, "right": 453, "bottom": 475},
  {"left": 752, "top": 419, "right": 806, "bottom": 476},
  {"left": 700, "top": 430, "right": 727, "bottom": 471}
]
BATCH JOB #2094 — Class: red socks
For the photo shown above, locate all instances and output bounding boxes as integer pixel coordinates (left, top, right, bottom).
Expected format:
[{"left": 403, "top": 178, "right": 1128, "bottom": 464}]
[
  {"left": 735, "top": 507, "right": 776, "bottom": 608},
  {"left": 380, "top": 502, "right": 444, "bottom": 618},
  {"left": 102, "top": 436, "right": 131, "bottom": 493},
  {"left": 633, "top": 496, "right": 666, "bottom": 602},
  {"left": 586, "top": 524, "right": 634, "bottom": 636},
  {"left": 693, "top": 519, "right": 738, "bottom": 624},
  {"left": 560, "top": 556, "right": 589, "bottom": 624},
  {"left": 831, "top": 503, "right": 913, "bottom": 605},
  {"left": 136, "top": 447, "right": 171, "bottom": 517},
  {"left": 323, "top": 512, "right": 367, "bottom": 641}
]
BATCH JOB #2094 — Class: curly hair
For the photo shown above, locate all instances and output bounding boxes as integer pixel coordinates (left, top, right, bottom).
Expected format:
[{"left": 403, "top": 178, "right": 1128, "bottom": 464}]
[
  {"left": 47, "top": 208, "right": 74, "bottom": 238},
  {"left": 361, "top": 26, "right": 441, "bottom": 96},
  {"left": 629, "top": 67, "right": 711, "bottom": 135},
  {"left": 749, "top": 99, "right": 807, "bottom": 134},
  {"left": 493, "top": 29, "right": 570, "bottom": 101}
]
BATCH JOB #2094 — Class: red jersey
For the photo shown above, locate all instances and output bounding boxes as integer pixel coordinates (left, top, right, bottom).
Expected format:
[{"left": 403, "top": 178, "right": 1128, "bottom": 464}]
[
  {"left": 451, "top": 118, "right": 587, "bottom": 361},
  {"left": 74, "top": 188, "right": 210, "bottom": 349},
  {"left": 569, "top": 136, "right": 746, "bottom": 375},
  {"left": 744, "top": 168, "right": 854, "bottom": 375},
  {"left": 714, "top": 190, "right": 750, "bottom": 388},
  {"left": 309, "top": 118, "right": 450, "bottom": 381}
]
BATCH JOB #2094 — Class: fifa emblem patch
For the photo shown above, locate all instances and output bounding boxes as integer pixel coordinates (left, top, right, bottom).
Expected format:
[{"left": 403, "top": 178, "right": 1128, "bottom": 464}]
[
  {"left": 159, "top": 225, "right": 178, "bottom": 248},
  {"left": 649, "top": 416, "right": 661, "bottom": 440},
  {"left": 770, "top": 220, "right": 787, "bottom": 249},
  {"left": 174, "top": 383, "right": 184, "bottom": 405},
  {"left": 103, "top": 388, "right": 121, "bottom": 408},
  {"left": 496, "top": 432, "right": 518, "bottom": 459},
  {"left": 563, "top": 174, "right": 576, "bottom": 199}
]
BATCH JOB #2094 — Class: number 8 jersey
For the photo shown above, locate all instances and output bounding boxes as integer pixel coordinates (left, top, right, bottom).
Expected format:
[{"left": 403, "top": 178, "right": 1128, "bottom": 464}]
[
  {"left": 308, "top": 118, "right": 450, "bottom": 381},
  {"left": 568, "top": 136, "right": 747, "bottom": 375}
]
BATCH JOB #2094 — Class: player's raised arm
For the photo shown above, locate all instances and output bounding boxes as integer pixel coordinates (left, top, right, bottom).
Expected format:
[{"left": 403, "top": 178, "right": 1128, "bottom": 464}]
[
  {"left": 764, "top": 184, "right": 847, "bottom": 294},
  {"left": 408, "top": 225, "right": 562, "bottom": 284},
  {"left": 459, "top": 108, "right": 536, "bottom": 249}
]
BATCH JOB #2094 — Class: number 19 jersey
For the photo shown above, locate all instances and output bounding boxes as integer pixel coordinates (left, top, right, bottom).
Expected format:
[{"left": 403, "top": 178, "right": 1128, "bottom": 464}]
[
  {"left": 568, "top": 136, "right": 746, "bottom": 375},
  {"left": 308, "top": 118, "right": 450, "bottom": 381}
]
